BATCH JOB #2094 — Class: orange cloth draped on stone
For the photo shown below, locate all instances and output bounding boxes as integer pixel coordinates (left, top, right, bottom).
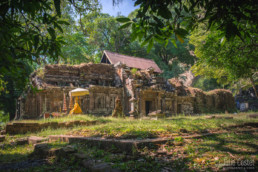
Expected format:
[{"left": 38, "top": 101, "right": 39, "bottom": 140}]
[{"left": 69, "top": 97, "right": 82, "bottom": 114}]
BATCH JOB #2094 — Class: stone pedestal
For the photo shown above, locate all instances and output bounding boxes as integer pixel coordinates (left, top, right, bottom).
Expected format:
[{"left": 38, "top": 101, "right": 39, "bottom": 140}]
[{"left": 129, "top": 97, "right": 138, "bottom": 118}]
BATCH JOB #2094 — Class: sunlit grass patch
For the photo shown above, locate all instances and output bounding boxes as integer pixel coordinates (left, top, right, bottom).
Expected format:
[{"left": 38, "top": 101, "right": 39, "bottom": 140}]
[
  {"left": 9, "top": 114, "right": 110, "bottom": 124},
  {"left": 70, "top": 112, "right": 257, "bottom": 139},
  {"left": 0, "top": 144, "right": 34, "bottom": 163}
]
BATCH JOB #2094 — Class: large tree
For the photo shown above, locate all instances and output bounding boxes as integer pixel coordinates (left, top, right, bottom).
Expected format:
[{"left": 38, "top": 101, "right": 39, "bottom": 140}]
[
  {"left": 0, "top": 0, "right": 99, "bottom": 119},
  {"left": 79, "top": 12, "right": 132, "bottom": 57},
  {"left": 190, "top": 25, "right": 258, "bottom": 97}
]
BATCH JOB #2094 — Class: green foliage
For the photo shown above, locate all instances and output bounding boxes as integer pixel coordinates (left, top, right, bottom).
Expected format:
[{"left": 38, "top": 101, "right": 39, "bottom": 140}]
[
  {"left": 193, "top": 77, "right": 224, "bottom": 91},
  {"left": 0, "top": 111, "right": 9, "bottom": 124},
  {"left": 174, "top": 136, "right": 184, "bottom": 142},
  {"left": 119, "top": 0, "right": 257, "bottom": 50},
  {"left": 80, "top": 13, "right": 132, "bottom": 57},
  {"left": 116, "top": 17, "right": 131, "bottom": 23},
  {"left": 0, "top": 0, "right": 99, "bottom": 118},
  {"left": 60, "top": 32, "right": 97, "bottom": 64},
  {"left": 130, "top": 68, "right": 138, "bottom": 75},
  {"left": 189, "top": 24, "right": 258, "bottom": 96}
]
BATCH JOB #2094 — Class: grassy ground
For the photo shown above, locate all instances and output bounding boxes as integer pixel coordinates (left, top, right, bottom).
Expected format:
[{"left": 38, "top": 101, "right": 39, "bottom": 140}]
[
  {"left": 8, "top": 114, "right": 109, "bottom": 124},
  {"left": 0, "top": 112, "right": 257, "bottom": 171},
  {"left": 5, "top": 112, "right": 257, "bottom": 139},
  {"left": 70, "top": 112, "right": 257, "bottom": 139}
]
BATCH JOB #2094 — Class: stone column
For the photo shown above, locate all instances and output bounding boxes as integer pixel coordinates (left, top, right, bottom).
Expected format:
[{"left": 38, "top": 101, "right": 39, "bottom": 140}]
[{"left": 89, "top": 92, "right": 94, "bottom": 112}]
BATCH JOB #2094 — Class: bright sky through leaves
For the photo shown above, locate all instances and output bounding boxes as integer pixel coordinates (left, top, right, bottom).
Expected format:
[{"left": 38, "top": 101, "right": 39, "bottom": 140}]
[{"left": 99, "top": 0, "right": 138, "bottom": 16}]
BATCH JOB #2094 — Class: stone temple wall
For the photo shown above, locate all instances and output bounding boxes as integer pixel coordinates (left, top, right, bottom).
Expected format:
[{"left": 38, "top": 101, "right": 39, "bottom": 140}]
[
  {"left": 169, "top": 78, "right": 236, "bottom": 114},
  {"left": 17, "top": 63, "right": 236, "bottom": 119},
  {"left": 18, "top": 86, "right": 122, "bottom": 119}
]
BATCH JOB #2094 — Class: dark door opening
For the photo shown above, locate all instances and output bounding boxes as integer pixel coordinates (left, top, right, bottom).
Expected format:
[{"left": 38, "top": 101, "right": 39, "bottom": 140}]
[
  {"left": 177, "top": 104, "right": 182, "bottom": 114},
  {"left": 145, "top": 101, "right": 151, "bottom": 115}
]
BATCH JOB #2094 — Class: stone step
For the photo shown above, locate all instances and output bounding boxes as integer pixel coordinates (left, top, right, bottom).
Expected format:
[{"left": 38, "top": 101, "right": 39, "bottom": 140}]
[
  {"left": 48, "top": 135, "right": 169, "bottom": 154},
  {"left": 28, "top": 136, "right": 48, "bottom": 145}
]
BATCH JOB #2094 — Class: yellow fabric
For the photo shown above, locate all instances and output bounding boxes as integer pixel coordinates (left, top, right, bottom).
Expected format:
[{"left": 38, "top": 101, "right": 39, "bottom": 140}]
[
  {"left": 69, "top": 102, "right": 82, "bottom": 114},
  {"left": 69, "top": 97, "right": 82, "bottom": 114},
  {"left": 70, "top": 91, "right": 89, "bottom": 97}
]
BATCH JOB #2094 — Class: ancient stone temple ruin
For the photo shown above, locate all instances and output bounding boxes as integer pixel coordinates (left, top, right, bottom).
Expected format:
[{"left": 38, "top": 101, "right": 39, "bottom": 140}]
[{"left": 16, "top": 51, "right": 235, "bottom": 119}]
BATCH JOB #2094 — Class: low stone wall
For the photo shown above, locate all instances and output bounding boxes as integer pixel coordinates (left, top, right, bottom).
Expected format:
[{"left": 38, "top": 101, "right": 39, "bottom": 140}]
[
  {"left": 189, "top": 88, "right": 236, "bottom": 113},
  {"left": 5, "top": 120, "right": 98, "bottom": 135}
]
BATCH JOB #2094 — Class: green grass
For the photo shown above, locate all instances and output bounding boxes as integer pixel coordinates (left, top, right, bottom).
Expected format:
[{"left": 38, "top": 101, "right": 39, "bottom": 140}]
[
  {"left": 9, "top": 114, "right": 109, "bottom": 124},
  {"left": 0, "top": 144, "right": 34, "bottom": 163},
  {"left": 0, "top": 112, "right": 257, "bottom": 171},
  {"left": 69, "top": 112, "right": 258, "bottom": 139},
  {"left": 180, "top": 132, "right": 258, "bottom": 170},
  {"left": 4, "top": 112, "right": 257, "bottom": 140}
]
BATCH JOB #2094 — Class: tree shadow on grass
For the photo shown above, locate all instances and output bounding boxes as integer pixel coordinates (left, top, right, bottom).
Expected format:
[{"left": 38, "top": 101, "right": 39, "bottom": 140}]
[
  {"left": 0, "top": 142, "right": 69, "bottom": 171},
  {"left": 200, "top": 132, "right": 258, "bottom": 156}
]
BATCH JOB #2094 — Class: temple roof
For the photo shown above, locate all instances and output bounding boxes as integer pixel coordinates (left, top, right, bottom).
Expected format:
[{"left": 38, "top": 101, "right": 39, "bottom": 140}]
[{"left": 101, "top": 50, "right": 162, "bottom": 73}]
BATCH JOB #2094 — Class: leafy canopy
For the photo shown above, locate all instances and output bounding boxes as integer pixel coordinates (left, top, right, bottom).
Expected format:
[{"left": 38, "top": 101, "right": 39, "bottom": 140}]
[
  {"left": 116, "top": 0, "right": 257, "bottom": 50},
  {"left": 190, "top": 24, "right": 258, "bottom": 96},
  {"left": 0, "top": 0, "right": 99, "bottom": 119}
]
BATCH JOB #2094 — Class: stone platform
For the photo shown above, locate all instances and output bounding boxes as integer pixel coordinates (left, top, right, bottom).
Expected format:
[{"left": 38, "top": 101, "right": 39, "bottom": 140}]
[{"left": 49, "top": 135, "right": 169, "bottom": 154}]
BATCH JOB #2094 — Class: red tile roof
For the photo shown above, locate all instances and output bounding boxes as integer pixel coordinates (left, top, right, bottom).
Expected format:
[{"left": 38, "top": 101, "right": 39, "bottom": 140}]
[{"left": 103, "top": 50, "right": 162, "bottom": 73}]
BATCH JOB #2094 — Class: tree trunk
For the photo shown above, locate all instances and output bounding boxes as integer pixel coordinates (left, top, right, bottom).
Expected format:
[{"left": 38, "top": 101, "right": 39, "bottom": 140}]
[{"left": 250, "top": 76, "right": 258, "bottom": 98}]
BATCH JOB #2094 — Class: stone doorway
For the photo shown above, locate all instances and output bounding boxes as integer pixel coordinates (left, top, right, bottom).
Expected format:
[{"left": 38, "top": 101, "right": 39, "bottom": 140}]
[
  {"left": 145, "top": 101, "right": 152, "bottom": 115},
  {"left": 177, "top": 104, "right": 182, "bottom": 114}
]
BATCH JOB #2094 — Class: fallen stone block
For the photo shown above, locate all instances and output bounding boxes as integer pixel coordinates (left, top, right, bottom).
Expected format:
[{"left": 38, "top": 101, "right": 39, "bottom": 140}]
[
  {"left": 33, "top": 143, "right": 63, "bottom": 158},
  {"left": 58, "top": 122, "right": 66, "bottom": 128},
  {"left": 65, "top": 122, "right": 74, "bottom": 128},
  {"left": 73, "top": 153, "right": 88, "bottom": 159},
  {"left": 49, "top": 135, "right": 169, "bottom": 154},
  {"left": 91, "top": 162, "right": 112, "bottom": 172},
  {"left": 79, "top": 121, "right": 87, "bottom": 125},
  {"left": 0, "top": 135, "right": 5, "bottom": 142},
  {"left": 216, "top": 116, "right": 233, "bottom": 119},
  {"left": 48, "top": 122, "right": 58, "bottom": 128},
  {"left": 73, "top": 120, "right": 81, "bottom": 126},
  {"left": 1, "top": 130, "right": 6, "bottom": 135},
  {"left": 49, "top": 135, "right": 71, "bottom": 142},
  {"left": 205, "top": 116, "right": 215, "bottom": 119},
  {"left": 33, "top": 143, "right": 50, "bottom": 158},
  {"left": 59, "top": 145, "right": 77, "bottom": 157},
  {"left": 248, "top": 114, "right": 258, "bottom": 118},
  {"left": 16, "top": 138, "right": 28, "bottom": 145},
  {"left": 5, "top": 124, "right": 14, "bottom": 134},
  {"left": 28, "top": 136, "right": 47, "bottom": 144},
  {"left": 82, "top": 159, "right": 95, "bottom": 169},
  {"left": 40, "top": 123, "right": 50, "bottom": 129},
  {"left": 48, "top": 148, "right": 62, "bottom": 157}
]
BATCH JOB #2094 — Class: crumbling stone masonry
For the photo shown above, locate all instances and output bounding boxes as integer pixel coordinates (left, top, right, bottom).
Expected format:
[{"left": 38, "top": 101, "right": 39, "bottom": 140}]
[{"left": 16, "top": 61, "right": 235, "bottom": 119}]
